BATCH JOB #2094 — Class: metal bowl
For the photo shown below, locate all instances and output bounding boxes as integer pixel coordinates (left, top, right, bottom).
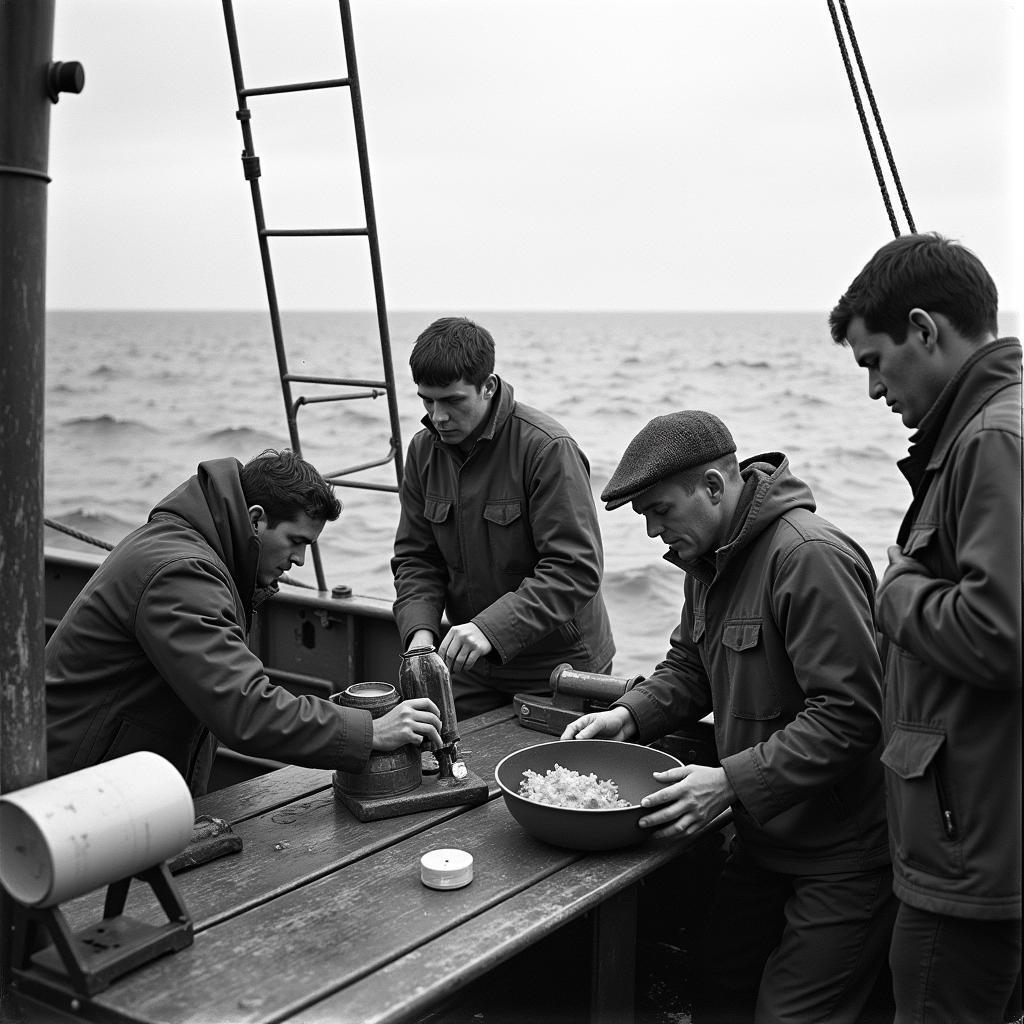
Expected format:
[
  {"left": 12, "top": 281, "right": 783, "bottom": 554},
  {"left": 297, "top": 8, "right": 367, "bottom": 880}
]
[{"left": 494, "top": 739, "right": 683, "bottom": 851}]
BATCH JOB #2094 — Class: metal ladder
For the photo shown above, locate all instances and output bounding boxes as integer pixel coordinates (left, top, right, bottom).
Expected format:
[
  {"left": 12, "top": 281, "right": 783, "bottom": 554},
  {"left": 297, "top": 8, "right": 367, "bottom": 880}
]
[{"left": 220, "top": 0, "right": 403, "bottom": 593}]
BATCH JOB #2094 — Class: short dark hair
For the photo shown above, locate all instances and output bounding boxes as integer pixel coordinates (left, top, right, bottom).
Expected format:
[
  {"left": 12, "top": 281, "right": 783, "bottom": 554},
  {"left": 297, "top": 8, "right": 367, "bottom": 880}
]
[
  {"left": 673, "top": 454, "right": 741, "bottom": 495},
  {"left": 239, "top": 449, "right": 341, "bottom": 526},
  {"left": 409, "top": 317, "right": 495, "bottom": 388},
  {"left": 828, "top": 232, "right": 998, "bottom": 346}
]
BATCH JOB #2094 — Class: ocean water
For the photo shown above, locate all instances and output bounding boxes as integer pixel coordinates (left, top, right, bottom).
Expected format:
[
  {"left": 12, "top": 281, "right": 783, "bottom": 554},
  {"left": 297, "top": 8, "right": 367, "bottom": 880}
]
[{"left": 45, "top": 309, "right": 918, "bottom": 672}]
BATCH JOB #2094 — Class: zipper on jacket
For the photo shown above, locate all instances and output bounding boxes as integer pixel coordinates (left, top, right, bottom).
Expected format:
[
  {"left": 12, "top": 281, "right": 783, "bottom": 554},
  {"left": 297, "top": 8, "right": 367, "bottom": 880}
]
[{"left": 933, "top": 769, "right": 957, "bottom": 839}]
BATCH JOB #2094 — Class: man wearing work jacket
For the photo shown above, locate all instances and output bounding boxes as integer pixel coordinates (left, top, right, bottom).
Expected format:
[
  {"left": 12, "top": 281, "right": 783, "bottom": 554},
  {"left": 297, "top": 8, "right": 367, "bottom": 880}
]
[
  {"left": 832, "top": 232, "right": 1021, "bottom": 1024},
  {"left": 47, "top": 450, "right": 442, "bottom": 795},
  {"left": 563, "top": 409, "right": 896, "bottom": 1024},
  {"left": 393, "top": 316, "right": 615, "bottom": 718}
]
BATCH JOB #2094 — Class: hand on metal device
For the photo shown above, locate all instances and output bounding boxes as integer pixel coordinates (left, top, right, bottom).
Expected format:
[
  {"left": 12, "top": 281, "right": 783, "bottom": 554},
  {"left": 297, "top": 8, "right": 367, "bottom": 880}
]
[{"left": 372, "top": 698, "right": 442, "bottom": 751}]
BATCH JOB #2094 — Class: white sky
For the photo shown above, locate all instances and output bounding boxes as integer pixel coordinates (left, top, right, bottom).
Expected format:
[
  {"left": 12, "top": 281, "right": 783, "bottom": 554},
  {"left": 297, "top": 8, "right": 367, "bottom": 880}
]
[{"left": 48, "top": 0, "right": 1022, "bottom": 315}]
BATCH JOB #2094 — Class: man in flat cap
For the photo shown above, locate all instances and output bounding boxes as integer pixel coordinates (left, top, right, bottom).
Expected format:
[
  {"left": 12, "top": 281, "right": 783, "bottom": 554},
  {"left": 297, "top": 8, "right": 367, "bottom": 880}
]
[{"left": 563, "top": 410, "right": 895, "bottom": 1023}]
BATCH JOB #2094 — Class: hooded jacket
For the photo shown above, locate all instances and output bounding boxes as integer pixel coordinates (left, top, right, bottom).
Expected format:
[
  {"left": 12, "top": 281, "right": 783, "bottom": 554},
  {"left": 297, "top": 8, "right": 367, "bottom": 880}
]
[
  {"left": 46, "top": 458, "right": 373, "bottom": 795},
  {"left": 876, "top": 337, "right": 1022, "bottom": 920},
  {"left": 392, "top": 378, "right": 615, "bottom": 682},
  {"left": 615, "top": 454, "right": 890, "bottom": 873}
]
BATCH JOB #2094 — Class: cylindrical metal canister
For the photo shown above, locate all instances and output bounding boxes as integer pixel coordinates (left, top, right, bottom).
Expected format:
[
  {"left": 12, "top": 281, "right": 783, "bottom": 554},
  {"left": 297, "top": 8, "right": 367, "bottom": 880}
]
[{"left": 331, "top": 683, "right": 422, "bottom": 799}]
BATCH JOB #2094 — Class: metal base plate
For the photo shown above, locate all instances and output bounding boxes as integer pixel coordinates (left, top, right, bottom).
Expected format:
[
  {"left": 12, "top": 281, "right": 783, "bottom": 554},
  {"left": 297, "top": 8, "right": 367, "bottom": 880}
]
[
  {"left": 17, "top": 914, "right": 192, "bottom": 999},
  {"left": 513, "top": 695, "right": 583, "bottom": 736},
  {"left": 333, "top": 768, "right": 489, "bottom": 822}
]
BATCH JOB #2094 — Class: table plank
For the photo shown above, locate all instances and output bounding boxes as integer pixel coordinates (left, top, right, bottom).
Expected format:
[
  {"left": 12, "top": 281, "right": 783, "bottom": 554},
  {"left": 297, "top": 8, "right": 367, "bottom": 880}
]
[
  {"left": 23, "top": 713, "right": 725, "bottom": 1024},
  {"left": 84, "top": 801, "right": 582, "bottom": 1024},
  {"left": 293, "top": 835, "right": 699, "bottom": 1024},
  {"left": 195, "top": 765, "right": 331, "bottom": 824},
  {"left": 61, "top": 713, "right": 526, "bottom": 934}
]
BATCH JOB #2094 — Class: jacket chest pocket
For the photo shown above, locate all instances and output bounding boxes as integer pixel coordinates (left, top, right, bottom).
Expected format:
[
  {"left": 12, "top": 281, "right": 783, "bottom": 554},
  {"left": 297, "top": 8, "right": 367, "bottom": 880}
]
[
  {"left": 899, "top": 523, "right": 944, "bottom": 579},
  {"left": 482, "top": 499, "right": 533, "bottom": 573},
  {"left": 721, "top": 619, "right": 781, "bottom": 720},
  {"left": 902, "top": 524, "right": 936, "bottom": 560},
  {"left": 424, "top": 496, "right": 461, "bottom": 569}
]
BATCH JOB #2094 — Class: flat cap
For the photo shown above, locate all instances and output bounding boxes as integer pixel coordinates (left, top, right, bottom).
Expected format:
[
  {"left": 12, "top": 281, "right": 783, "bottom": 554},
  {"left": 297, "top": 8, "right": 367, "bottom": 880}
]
[{"left": 601, "top": 410, "right": 736, "bottom": 510}]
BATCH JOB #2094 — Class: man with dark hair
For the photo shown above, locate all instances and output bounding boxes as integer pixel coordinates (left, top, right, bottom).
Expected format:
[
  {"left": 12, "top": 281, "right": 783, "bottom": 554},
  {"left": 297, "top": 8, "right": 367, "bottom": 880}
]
[
  {"left": 563, "top": 410, "right": 895, "bottom": 1023},
  {"left": 392, "top": 317, "right": 615, "bottom": 717},
  {"left": 47, "top": 450, "right": 442, "bottom": 795},
  {"left": 831, "top": 232, "right": 1022, "bottom": 1022}
]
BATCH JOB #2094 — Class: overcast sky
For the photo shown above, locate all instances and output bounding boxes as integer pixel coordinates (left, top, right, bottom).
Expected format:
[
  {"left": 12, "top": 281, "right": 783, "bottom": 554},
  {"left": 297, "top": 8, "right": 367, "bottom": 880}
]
[{"left": 47, "top": 0, "right": 1021, "bottom": 315}]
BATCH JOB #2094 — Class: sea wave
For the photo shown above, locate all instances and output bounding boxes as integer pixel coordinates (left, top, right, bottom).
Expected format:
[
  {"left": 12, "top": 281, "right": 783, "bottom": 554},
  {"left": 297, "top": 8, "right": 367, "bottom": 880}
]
[
  {"left": 43, "top": 309, "right": 915, "bottom": 668},
  {"left": 709, "top": 358, "right": 772, "bottom": 370},
  {"left": 44, "top": 506, "right": 138, "bottom": 553},
  {"left": 61, "top": 414, "right": 158, "bottom": 436},
  {"left": 199, "top": 426, "right": 291, "bottom": 450}
]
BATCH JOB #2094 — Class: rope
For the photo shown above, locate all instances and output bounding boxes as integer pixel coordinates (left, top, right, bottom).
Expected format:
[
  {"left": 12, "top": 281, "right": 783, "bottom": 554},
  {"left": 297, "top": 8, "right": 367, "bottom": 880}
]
[
  {"left": 825, "top": 0, "right": 914, "bottom": 237},
  {"left": 837, "top": 0, "right": 916, "bottom": 233},
  {"left": 44, "top": 517, "right": 315, "bottom": 590},
  {"left": 44, "top": 517, "right": 115, "bottom": 551}
]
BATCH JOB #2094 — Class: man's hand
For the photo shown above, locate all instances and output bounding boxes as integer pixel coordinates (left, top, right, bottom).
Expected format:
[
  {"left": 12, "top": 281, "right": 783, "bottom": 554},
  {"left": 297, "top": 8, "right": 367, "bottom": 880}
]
[
  {"left": 372, "top": 698, "right": 442, "bottom": 751},
  {"left": 560, "top": 706, "right": 636, "bottom": 741},
  {"left": 438, "top": 623, "right": 492, "bottom": 673},
  {"left": 638, "top": 764, "right": 735, "bottom": 839}
]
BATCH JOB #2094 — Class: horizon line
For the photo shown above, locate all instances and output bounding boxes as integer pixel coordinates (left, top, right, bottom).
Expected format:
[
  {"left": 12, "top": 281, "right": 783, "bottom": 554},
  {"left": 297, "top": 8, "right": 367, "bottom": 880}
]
[{"left": 46, "top": 307, "right": 1022, "bottom": 323}]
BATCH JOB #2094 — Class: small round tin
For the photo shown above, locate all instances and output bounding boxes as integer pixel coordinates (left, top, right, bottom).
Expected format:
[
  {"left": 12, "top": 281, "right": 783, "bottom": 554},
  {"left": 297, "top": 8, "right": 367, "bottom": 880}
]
[{"left": 420, "top": 848, "right": 473, "bottom": 890}]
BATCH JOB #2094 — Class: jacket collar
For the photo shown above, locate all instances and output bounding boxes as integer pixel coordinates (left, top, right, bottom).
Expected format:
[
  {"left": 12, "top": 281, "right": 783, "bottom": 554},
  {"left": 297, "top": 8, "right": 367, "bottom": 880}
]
[
  {"left": 663, "top": 451, "right": 816, "bottom": 583},
  {"left": 421, "top": 376, "right": 515, "bottom": 453},
  {"left": 898, "top": 337, "right": 1021, "bottom": 489}
]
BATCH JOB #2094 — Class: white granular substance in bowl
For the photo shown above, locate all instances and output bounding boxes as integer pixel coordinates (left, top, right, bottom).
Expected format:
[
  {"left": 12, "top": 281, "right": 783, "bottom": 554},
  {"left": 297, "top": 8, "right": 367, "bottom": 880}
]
[{"left": 518, "top": 763, "right": 630, "bottom": 809}]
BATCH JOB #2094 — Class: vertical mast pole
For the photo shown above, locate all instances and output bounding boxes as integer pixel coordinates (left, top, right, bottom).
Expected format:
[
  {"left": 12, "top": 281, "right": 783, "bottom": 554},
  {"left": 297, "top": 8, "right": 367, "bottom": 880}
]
[{"left": 0, "top": 0, "right": 82, "bottom": 1005}]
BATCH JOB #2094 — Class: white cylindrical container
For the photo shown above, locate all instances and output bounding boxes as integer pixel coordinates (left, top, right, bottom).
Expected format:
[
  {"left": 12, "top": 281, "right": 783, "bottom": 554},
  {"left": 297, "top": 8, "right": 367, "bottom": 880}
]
[
  {"left": 0, "top": 752, "right": 194, "bottom": 908},
  {"left": 420, "top": 848, "right": 473, "bottom": 890}
]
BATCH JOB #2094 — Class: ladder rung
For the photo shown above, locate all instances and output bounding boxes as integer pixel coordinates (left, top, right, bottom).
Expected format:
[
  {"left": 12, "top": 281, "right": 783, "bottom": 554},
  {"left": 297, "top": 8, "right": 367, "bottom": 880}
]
[
  {"left": 261, "top": 228, "right": 369, "bottom": 237},
  {"left": 329, "top": 480, "right": 400, "bottom": 494},
  {"left": 325, "top": 450, "right": 399, "bottom": 480},
  {"left": 294, "top": 391, "right": 385, "bottom": 410},
  {"left": 241, "top": 77, "right": 350, "bottom": 98},
  {"left": 285, "top": 374, "right": 388, "bottom": 387}
]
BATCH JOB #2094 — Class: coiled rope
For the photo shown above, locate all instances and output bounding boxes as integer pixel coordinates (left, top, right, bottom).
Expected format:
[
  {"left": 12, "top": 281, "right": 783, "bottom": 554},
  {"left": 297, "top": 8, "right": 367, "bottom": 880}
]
[{"left": 826, "top": 0, "right": 916, "bottom": 237}]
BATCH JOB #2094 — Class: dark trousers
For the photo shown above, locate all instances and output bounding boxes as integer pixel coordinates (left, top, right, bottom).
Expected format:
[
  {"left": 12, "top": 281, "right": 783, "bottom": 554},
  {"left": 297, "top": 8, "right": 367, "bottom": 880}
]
[
  {"left": 692, "top": 842, "right": 897, "bottom": 1024},
  {"left": 890, "top": 901, "right": 1022, "bottom": 1024}
]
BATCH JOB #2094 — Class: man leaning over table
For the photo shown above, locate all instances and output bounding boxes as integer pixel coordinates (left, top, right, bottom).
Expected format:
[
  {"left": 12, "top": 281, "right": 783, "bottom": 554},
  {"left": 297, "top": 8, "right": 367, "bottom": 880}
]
[
  {"left": 47, "top": 449, "right": 442, "bottom": 796},
  {"left": 562, "top": 409, "right": 896, "bottom": 1024}
]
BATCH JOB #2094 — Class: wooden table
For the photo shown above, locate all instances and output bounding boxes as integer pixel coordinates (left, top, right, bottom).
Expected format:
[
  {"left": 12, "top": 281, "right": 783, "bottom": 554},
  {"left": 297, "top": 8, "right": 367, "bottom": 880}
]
[{"left": 11, "top": 709, "right": 723, "bottom": 1024}]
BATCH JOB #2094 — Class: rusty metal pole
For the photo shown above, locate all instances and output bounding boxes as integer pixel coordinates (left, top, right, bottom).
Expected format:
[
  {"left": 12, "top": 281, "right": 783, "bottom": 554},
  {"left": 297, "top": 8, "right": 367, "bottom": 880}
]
[{"left": 1, "top": 0, "right": 82, "bottom": 1008}]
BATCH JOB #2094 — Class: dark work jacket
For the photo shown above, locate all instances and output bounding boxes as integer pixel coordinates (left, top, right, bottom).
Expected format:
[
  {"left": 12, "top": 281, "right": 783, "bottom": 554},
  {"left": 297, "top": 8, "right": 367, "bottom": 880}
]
[
  {"left": 392, "top": 378, "right": 615, "bottom": 683},
  {"left": 46, "top": 458, "right": 372, "bottom": 795},
  {"left": 616, "top": 454, "right": 889, "bottom": 873},
  {"left": 877, "top": 337, "right": 1021, "bottom": 920}
]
